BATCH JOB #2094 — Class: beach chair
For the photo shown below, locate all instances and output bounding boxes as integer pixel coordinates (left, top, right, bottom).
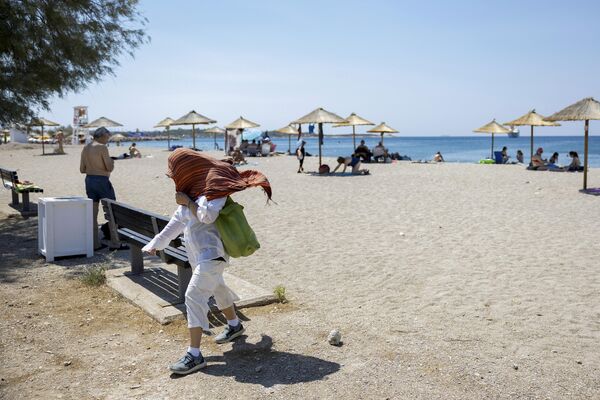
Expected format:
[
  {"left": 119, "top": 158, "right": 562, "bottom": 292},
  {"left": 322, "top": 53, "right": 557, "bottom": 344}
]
[{"left": 494, "top": 151, "right": 504, "bottom": 164}]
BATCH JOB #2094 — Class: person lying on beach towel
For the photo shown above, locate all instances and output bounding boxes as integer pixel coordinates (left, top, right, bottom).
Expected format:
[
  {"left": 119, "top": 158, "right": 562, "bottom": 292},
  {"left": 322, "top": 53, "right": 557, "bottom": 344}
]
[{"left": 332, "top": 155, "right": 370, "bottom": 175}]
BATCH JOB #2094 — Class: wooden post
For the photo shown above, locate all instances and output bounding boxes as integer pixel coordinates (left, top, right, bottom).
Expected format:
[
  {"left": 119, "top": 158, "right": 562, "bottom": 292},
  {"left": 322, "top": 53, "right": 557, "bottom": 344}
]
[
  {"left": 288, "top": 134, "right": 291, "bottom": 154},
  {"left": 491, "top": 133, "right": 495, "bottom": 159},
  {"left": 177, "top": 265, "right": 192, "bottom": 302},
  {"left": 530, "top": 125, "right": 534, "bottom": 165},
  {"left": 584, "top": 119, "right": 589, "bottom": 190},
  {"left": 130, "top": 245, "right": 144, "bottom": 275},
  {"left": 352, "top": 125, "right": 356, "bottom": 150},
  {"left": 318, "top": 122, "right": 323, "bottom": 167},
  {"left": 381, "top": 132, "right": 384, "bottom": 145},
  {"left": 41, "top": 126, "right": 45, "bottom": 155},
  {"left": 192, "top": 124, "right": 196, "bottom": 150},
  {"left": 166, "top": 126, "right": 171, "bottom": 150}
]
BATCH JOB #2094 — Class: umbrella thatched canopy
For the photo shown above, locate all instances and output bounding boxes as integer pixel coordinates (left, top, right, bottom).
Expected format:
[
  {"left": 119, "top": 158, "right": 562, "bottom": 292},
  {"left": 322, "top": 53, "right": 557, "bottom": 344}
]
[
  {"left": 367, "top": 122, "right": 398, "bottom": 145},
  {"left": 204, "top": 126, "right": 226, "bottom": 150},
  {"left": 172, "top": 111, "right": 216, "bottom": 150},
  {"left": 474, "top": 119, "right": 511, "bottom": 159},
  {"left": 85, "top": 117, "right": 123, "bottom": 128},
  {"left": 154, "top": 117, "right": 175, "bottom": 150},
  {"left": 225, "top": 117, "right": 260, "bottom": 130},
  {"left": 276, "top": 124, "right": 300, "bottom": 153},
  {"left": 110, "top": 133, "right": 126, "bottom": 141},
  {"left": 546, "top": 97, "right": 600, "bottom": 190},
  {"left": 333, "top": 113, "right": 374, "bottom": 150},
  {"left": 225, "top": 117, "right": 260, "bottom": 147},
  {"left": 292, "top": 108, "right": 346, "bottom": 167},
  {"left": 504, "top": 110, "right": 559, "bottom": 163},
  {"left": 29, "top": 117, "right": 60, "bottom": 155}
]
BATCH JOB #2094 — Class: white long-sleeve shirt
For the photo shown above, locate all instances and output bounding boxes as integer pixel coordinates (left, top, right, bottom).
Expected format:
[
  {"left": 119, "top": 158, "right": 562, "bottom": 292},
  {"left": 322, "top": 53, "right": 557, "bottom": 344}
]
[{"left": 142, "top": 196, "right": 228, "bottom": 266}]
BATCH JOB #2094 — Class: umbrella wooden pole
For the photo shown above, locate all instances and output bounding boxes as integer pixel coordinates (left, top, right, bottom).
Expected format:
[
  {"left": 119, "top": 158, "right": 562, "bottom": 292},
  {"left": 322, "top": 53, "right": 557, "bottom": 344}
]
[
  {"left": 214, "top": 132, "right": 217, "bottom": 149},
  {"left": 381, "top": 132, "right": 384, "bottom": 146},
  {"left": 167, "top": 126, "right": 171, "bottom": 150},
  {"left": 530, "top": 125, "right": 534, "bottom": 164},
  {"left": 41, "top": 126, "right": 45, "bottom": 155},
  {"left": 224, "top": 130, "right": 228, "bottom": 155},
  {"left": 491, "top": 133, "right": 494, "bottom": 159},
  {"left": 318, "top": 122, "right": 323, "bottom": 167},
  {"left": 297, "top": 124, "right": 302, "bottom": 141},
  {"left": 288, "top": 134, "right": 291, "bottom": 154},
  {"left": 192, "top": 124, "right": 196, "bottom": 150},
  {"left": 584, "top": 119, "right": 589, "bottom": 190},
  {"left": 352, "top": 125, "right": 356, "bottom": 150}
]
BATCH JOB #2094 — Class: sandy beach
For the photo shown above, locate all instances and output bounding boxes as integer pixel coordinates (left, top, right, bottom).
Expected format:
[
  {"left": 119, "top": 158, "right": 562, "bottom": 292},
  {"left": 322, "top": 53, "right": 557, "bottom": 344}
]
[{"left": 1, "top": 143, "right": 599, "bottom": 399}]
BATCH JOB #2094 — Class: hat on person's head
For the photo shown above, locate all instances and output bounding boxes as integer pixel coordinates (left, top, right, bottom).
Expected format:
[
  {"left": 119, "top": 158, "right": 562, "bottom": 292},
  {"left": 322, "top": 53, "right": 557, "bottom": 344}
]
[
  {"left": 93, "top": 127, "right": 110, "bottom": 138},
  {"left": 537, "top": 147, "right": 543, "bottom": 153}
]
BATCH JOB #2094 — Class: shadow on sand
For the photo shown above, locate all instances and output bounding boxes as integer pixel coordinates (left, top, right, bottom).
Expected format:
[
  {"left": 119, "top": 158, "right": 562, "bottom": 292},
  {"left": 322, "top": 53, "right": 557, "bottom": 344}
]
[{"left": 171, "top": 335, "right": 340, "bottom": 387}]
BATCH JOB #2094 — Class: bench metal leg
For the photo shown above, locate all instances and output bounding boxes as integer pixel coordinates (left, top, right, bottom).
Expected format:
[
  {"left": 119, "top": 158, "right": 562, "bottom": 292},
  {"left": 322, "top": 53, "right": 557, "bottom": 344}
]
[
  {"left": 11, "top": 190, "right": 19, "bottom": 206},
  {"left": 177, "top": 265, "right": 192, "bottom": 303},
  {"left": 130, "top": 245, "right": 144, "bottom": 275},
  {"left": 22, "top": 192, "right": 30, "bottom": 212}
]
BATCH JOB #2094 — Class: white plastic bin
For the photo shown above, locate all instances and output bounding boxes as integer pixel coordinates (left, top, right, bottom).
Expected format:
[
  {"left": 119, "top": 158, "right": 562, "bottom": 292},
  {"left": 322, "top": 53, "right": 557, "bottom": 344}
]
[{"left": 38, "top": 196, "right": 94, "bottom": 262}]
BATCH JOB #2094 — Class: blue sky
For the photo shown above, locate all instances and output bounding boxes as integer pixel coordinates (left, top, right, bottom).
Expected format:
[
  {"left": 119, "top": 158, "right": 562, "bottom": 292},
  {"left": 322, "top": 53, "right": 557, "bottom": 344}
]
[{"left": 47, "top": 0, "right": 600, "bottom": 136}]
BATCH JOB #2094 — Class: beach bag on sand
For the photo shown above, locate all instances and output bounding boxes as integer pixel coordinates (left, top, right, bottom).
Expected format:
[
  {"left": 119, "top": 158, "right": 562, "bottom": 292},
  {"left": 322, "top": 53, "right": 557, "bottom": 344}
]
[{"left": 215, "top": 196, "right": 260, "bottom": 258}]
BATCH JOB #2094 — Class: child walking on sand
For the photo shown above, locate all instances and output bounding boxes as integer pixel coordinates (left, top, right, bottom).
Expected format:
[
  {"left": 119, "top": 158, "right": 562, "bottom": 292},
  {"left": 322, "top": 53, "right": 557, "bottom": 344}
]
[{"left": 142, "top": 149, "right": 271, "bottom": 375}]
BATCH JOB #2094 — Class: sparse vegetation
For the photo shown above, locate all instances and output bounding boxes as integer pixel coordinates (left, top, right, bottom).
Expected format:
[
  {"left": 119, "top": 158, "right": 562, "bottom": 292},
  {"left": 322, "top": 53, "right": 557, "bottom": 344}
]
[
  {"left": 80, "top": 266, "right": 106, "bottom": 286},
  {"left": 273, "top": 285, "right": 288, "bottom": 303}
]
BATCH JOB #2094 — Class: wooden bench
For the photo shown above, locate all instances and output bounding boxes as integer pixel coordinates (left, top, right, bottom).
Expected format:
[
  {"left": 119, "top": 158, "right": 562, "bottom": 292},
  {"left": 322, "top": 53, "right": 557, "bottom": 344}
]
[
  {"left": 0, "top": 167, "right": 44, "bottom": 214},
  {"left": 101, "top": 198, "right": 192, "bottom": 302}
]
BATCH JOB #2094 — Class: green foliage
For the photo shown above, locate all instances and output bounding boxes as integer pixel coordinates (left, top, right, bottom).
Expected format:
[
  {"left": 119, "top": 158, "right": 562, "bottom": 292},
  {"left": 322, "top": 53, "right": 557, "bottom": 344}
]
[
  {"left": 80, "top": 266, "right": 106, "bottom": 286},
  {"left": 273, "top": 285, "right": 288, "bottom": 303},
  {"left": 0, "top": 0, "right": 148, "bottom": 125}
]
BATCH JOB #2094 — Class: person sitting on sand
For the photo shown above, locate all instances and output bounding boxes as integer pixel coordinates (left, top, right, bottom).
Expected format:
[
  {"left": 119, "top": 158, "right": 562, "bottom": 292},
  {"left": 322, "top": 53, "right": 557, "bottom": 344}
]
[
  {"left": 129, "top": 143, "right": 142, "bottom": 158},
  {"left": 433, "top": 151, "right": 445, "bottom": 162},
  {"left": 567, "top": 151, "right": 582, "bottom": 171},
  {"left": 531, "top": 147, "right": 546, "bottom": 168},
  {"left": 372, "top": 142, "right": 388, "bottom": 162},
  {"left": 231, "top": 149, "right": 247, "bottom": 165},
  {"left": 516, "top": 150, "right": 524, "bottom": 163},
  {"left": 355, "top": 140, "right": 372, "bottom": 163},
  {"left": 332, "top": 155, "right": 369, "bottom": 175},
  {"left": 501, "top": 146, "right": 509, "bottom": 163}
]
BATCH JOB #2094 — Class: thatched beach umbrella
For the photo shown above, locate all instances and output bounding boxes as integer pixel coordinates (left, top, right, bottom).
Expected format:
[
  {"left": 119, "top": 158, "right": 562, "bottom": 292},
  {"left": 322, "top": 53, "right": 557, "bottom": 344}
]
[
  {"left": 154, "top": 117, "right": 175, "bottom": 150},
  {"left": 172, "top": 110, "right": 216, "bottom": 150},
  {"left": 29, "top": 117, "right": 59, "bottom": 155},
  {"left": 85, "top": 117, "right": 123, "bottom": 129},
  {"left": 225, "top": 116, "right": 260, "bottom": 141},
  {"left": 109, "top": 133, "right": 126, "bottom": 146},
  {"left": 474, "top": 119, "right": 511, "bottom": 159},
  {"left": 504, "top": 110, "right": 560, "bottom": 163},
  {"left": 546, "top": 97, "right": 600, "bottom": 190},
  {"left": 204, "top": 126, "right": 226, "bottom": 150},
  {"left": 367, "top": 122, "right": 398, "bottom": 145},
  {"left": 293, "top": 108, "right": 347, "bottom": 167},
  {"left": 333, "top": 113, "right": 374, "bottom": 150},
  {"left": 276, "top": 124, "right": 299, "bottom": 153}
]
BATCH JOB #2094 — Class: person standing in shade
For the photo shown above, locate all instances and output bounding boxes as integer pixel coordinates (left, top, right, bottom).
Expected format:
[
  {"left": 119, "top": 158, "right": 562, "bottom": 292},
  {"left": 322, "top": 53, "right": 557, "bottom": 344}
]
[{"left": 80, "top": 127, "right": 116, "bottom": 250}]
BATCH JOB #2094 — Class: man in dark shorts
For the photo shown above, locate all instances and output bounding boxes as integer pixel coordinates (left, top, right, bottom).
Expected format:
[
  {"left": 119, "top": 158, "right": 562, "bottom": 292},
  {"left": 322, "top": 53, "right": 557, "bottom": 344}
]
[{"left": 80, "top": 127, "right": 116, "bottom": 250}]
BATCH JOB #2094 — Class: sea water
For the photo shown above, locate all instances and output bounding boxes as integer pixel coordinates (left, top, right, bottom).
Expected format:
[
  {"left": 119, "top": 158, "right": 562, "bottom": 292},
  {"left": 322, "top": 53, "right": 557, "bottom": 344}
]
[{"left": 131, "top": 135, "right": 600, "bottom": 167}]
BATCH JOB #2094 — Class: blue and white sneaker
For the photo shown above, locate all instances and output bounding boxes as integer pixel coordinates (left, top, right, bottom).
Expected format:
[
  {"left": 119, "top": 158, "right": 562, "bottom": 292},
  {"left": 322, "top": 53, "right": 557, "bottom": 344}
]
[
  {"left": 169, "top": 352, "right": 207, "bottom": 375},
  {"left": 215, "top": 323, "right": 245, "bottom": 344}
]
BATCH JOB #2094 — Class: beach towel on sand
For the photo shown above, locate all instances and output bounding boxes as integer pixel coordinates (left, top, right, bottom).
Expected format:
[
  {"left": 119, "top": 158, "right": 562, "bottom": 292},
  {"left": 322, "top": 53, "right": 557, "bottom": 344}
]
[{"left": 166, "top": 148, "right": 272, "bottom": 201}]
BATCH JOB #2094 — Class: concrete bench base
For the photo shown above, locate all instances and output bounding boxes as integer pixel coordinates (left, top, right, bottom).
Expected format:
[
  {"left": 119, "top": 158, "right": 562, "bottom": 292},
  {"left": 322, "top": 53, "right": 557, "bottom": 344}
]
[{"left": 106, "top": 264, "right": 277, "bottom": 325}]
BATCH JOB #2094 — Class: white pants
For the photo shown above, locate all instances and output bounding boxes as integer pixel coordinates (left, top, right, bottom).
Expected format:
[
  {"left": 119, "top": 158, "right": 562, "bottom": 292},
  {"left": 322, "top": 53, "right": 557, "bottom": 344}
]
[{"left": 185, "top": 259, "right": 239, "bottom": 330}]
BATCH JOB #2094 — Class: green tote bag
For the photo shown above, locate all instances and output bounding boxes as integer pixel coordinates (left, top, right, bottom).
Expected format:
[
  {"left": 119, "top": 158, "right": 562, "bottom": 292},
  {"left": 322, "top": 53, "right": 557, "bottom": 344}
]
[{"left": 215, "top": 196, "right": 260, "bottom": 257}]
